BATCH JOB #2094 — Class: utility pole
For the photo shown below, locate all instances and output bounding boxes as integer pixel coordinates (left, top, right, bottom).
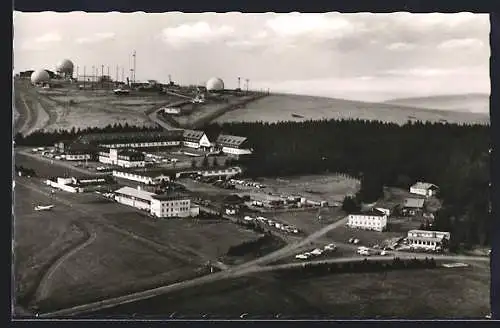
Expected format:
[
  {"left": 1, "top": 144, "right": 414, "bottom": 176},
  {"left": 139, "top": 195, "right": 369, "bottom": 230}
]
[
  {"left": 91, "top": 66, "right": 95, "bottom": 89},
  {"left": 132, "top": 50, "right": 136, "bottom": 84},
  {"left": 83, "top": 66, "right": 86, "bottom": 88},
  {"left": 245, "top": 79, "right": 249, "bottom": 93},
  {"left": 121, "top": 67, "right": 124, "bottom": 83},
  {"left": 76, "top": 66, "right": 79, "bottom": 80},
  {"left": 101, "top": 64, "right": 104, "bottom": 87},
  {"left": 237, "top": 77, "right": 241, "bottom": 90},
  {"left": 107, "top": 66, "right": 110, "bottom": 89},
  {"left": 116, "top": 65, "right": 119, "bottom": 83}
]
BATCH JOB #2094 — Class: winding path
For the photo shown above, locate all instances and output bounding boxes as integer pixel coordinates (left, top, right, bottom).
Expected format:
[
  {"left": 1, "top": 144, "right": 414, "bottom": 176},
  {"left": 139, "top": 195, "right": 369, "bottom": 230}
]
[{"left": 34, "top": 230, "right": 97, "bottom": 302}]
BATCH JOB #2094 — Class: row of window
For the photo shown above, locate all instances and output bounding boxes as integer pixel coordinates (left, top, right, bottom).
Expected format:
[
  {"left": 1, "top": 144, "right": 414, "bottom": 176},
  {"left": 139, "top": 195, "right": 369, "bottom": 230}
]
[
  {"left": 349, "top": 220, "right": 385, "bottom": 226},
  {"left": 102, "top": 141, "right": 181, "bottom": 148},
  {"left": 162, "top": 207, "right": 189, "bottom": 212},
  {"left": 161, "top": 201, "right": 189, "bottom": 207},
  {"left": 408, "top": 239, "right": 439, "bottom": 246}
]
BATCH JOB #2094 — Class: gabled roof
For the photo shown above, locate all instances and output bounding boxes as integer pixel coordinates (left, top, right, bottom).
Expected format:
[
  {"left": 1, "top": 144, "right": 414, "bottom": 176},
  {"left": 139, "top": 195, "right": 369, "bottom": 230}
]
[
  {"left": 216, "top": 134, "right": 247, "bottom": 148},
  {"left": 403, "top": 198, "right": 425, "bottom": 209},
  {"left": 411, "top": 182, "right": 439, "bottom": 190},
  {"left": 114, "top": 186, "right": 154, "bottom": 201},
  {"left": 183, "top": 129, "right": 206, "bottom": 142}
]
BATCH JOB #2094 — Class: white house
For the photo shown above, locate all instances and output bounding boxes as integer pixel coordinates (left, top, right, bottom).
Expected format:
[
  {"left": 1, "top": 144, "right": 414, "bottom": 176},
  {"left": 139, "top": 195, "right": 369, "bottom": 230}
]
[
  {"left": 347, "top": 209, "right": 388, "bottom": 232},
  {"left": 216, "top": 134, "right": 253, "bottom": 157},
  {"left": 410, "top": 182, "right": 439, "bottom": 198},
  {"left": 182, "top": 130, "right": 211, "bottom": 150},
  {"left": 406, "top": 229, "right": 450, "bottom": 251},
  {"left": 99, "top": 149, "right": 145, "bottom": 168},
  {"left": 162, "top": 107, "right": 181, "bottom": 115},
  {"left": 114, "top": 186, "right": 199, "bottom": 218}
]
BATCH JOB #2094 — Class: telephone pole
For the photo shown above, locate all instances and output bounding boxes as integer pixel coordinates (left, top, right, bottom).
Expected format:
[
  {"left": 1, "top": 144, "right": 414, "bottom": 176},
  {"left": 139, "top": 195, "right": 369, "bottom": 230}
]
[
  {"left": 237, "top": 77, "right": 241, "bottom": 90},
  {"left": 132, "top": 50, "right": 136, "bottom": 83},
  {"left": 83, "top": 66, "right": 86, "bottom": 88}
]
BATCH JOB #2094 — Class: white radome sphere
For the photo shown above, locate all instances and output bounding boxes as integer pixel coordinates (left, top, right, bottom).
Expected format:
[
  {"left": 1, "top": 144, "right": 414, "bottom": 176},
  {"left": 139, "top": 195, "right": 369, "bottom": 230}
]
[
  {"left": 30, "top": 69, "right": 50, "bottom": 84},
  {"left": 56, "top": 59, "right": 74, "bottom": 74},
  {"left": 206, "top": 77, "right": 224, "bottom": 91}
]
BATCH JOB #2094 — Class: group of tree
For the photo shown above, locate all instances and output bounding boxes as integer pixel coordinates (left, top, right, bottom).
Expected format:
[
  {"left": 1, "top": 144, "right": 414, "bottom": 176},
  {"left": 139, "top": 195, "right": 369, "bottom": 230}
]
[
  {"left": 276, "top": 257, "right": 438, "bottom": 280},
  {"left": 14, "top": 165, "right": 37, "bottom": 177},
  {"left": 226, "top": 233, "right": 285, "bottom": 257},
  {"left": 204, "top": 119, "right": 490, "bottom": 248},
  {"left": 14, "top": 123, "right": 162, "bottom": 147}
]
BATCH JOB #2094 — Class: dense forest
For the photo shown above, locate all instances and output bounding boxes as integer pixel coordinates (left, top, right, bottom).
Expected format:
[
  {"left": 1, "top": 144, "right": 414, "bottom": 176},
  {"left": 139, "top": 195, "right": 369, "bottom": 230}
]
[
  {"left": 205, "top": 119, "right": 491, "bottom": 250},
  {"left": 13, "top": 119, "right": 491, "bottom": 249}
]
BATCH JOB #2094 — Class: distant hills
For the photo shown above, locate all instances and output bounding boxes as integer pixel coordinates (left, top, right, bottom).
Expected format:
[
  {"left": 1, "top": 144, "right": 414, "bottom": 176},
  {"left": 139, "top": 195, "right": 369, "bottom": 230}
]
[
  {"left": 383, "top": 93, "right": 489, "bottom": 114},
  {"left": 216, "top": 93, "right": 490, "bottom": 126}
]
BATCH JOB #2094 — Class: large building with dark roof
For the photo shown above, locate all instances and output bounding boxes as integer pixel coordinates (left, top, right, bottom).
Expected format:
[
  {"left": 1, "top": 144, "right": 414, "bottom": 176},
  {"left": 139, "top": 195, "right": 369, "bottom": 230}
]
[
  {"left": 182, "top": 129, "right": 211, "bottom": 149},
  {"left": 216, "top": 134, "right": 252, "bottom": 157},
  {"left": 78, "top": 130, "right": 184, "bottom": 149},
  {"left": 98, "top": 148, "right": 146, "bottom": 168}
]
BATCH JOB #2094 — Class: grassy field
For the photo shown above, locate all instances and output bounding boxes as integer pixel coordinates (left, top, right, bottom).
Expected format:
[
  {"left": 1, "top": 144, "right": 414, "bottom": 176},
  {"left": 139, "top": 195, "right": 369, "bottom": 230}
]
[
  {"left": 14, "top": 80, "right": 183, "bottom": 132},
  {"left": 35, "top": 225, "right": 198, "bottom": 312},
  {"left": 89, "top": 262, "right": 490, "bottom": 319},
  {"left": 256, "top": 174, "right": 360, "bottom": 205},
  {"left": 13, "top": 182, "right": 86, "bottom": 305},
  {"left": 15, "top": 152, "right": 94, "bottom": 178},
  {"left": 384, "top": 93, "right": 489, "bottom": 114},
  {"left": 215, "top": 94, "right": 490, "bottom": 125},
  {"left": 102, "top": 210, "right": 260, "bottom": 261}
]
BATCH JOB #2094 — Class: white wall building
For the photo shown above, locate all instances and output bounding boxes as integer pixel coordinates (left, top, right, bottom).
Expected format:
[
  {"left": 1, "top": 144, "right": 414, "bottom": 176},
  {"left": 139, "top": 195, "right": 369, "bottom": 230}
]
[
  {"left": 216, "top": 134, "right": 253, "bottom": 157},
  {"left": 112, "top": 169, "right": 170, "bottom": 185},
  {"left": 183, "top": 130, "right": 211, "bottom": 149},
  {"left": 78, "top": 131, "right": 184, "bottom": 149},
  {"left": 347, "top": 209, "right": 388, "bottom": 232},
  {"left": 114, "top": 186, "right": 199, "bottom": 218},
  {"left": 99, "top": 149, "right": 145, "bottom": 168},
  {"left": 410, "top": 182, "right": 439, "bottom": 198},
  {"left": 406, "top": 230, "right": 450, "bottom": 251},
  {"left": 65, "top": 153, "right": 92, "bottom": 161},
  {"left": 199, "top": 167, "right": 242, "bottom": 178}
]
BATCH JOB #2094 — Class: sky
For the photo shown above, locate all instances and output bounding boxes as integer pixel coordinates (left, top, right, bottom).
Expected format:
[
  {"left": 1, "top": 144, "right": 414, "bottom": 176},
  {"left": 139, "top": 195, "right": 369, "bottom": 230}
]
[{"left": 13, "top": 12, "right": 490, "bottom": 102}]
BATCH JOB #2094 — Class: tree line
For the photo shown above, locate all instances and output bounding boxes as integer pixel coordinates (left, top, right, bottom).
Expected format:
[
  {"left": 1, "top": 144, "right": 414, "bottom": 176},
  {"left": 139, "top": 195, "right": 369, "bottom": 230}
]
[
  {"left": 204, "top": 119, "right": 490, "bottom": 248},
  {"left": 14, "top": 123, "right": 162, "bottom": 147},
  {"left": 274, "top": 257, "right": 438, "bottom": 280}
]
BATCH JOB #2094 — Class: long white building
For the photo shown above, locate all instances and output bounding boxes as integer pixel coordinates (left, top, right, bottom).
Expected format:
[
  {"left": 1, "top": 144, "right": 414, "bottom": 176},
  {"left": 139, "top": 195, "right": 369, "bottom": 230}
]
[
  {"left": 99, "top": 149, "right": 145, "bottom": 168},
  {"left": 78, "top": 130, "right": 184, "bottom": 149},
  {"left": 347, "top": 208, "right": 388, "bottom": 232},
  {"left": 114, "top": 186, "right": 199, "bottom": 218},
  {"left": 406, "top": 229, "right": 450, "bottom": 251}
]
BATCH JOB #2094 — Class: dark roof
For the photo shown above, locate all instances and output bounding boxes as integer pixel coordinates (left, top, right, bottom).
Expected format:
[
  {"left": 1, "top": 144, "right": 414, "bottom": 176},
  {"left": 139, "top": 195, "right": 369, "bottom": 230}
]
[
  {"left": 350, "top": 208, "right": 387, "bottom": 217},
  {"left": 117, "top": 149, "right": 144, "bottom": 157},
  {"left": 216, "top": 134, "right": 247, "bottom": 148},
  {"left": 152, "top": 191, "right": 189, "bottom": 201},
  {"left": 78, "top": 130, "right": 184, "bottom": 145},
  {"left": 183, "top": 129, "right": 206, "bottom": 142},
  {"left": 65, "top": 142, "right": 99, "bottom": 154},
  {"left": 404, "top": 198, "right": 425, "bottom": 209}
]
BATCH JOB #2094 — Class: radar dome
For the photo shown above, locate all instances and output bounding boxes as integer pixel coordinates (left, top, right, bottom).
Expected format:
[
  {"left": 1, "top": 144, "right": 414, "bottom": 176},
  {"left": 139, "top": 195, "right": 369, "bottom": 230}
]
[
  {"left": 30, "top": 69, "right": 50, "bottom": 84},
  {"left": 56, "top": 59, "right": 74, "bottom": 76},
  {"left": 206, "top": 77, "right": 224, "bottom": 91}
]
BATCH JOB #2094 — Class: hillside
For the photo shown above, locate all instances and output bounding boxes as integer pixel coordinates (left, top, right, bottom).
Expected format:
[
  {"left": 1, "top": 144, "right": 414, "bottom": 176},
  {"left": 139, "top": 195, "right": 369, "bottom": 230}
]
[
  {"left": 384, "top": 93, "right": 489, "bottom": 114},
  {"left": 215, "top": 94, "right": 489, "bottom": 126}
]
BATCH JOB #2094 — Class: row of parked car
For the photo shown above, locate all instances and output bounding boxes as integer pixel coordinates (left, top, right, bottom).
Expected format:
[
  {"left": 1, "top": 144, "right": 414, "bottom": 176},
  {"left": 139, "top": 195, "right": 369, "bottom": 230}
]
[
  {"left": 193, "top": 176, "right": 236, "bottom": 190},
  {"left": 243, "top": 216, "right": 300, "bottom": 234},
  {"left": 229, "top": 179, "right": 266, "bottom": 189},
  {"left": 295, "top": 243, "right": 337, "bottom": 260}
]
